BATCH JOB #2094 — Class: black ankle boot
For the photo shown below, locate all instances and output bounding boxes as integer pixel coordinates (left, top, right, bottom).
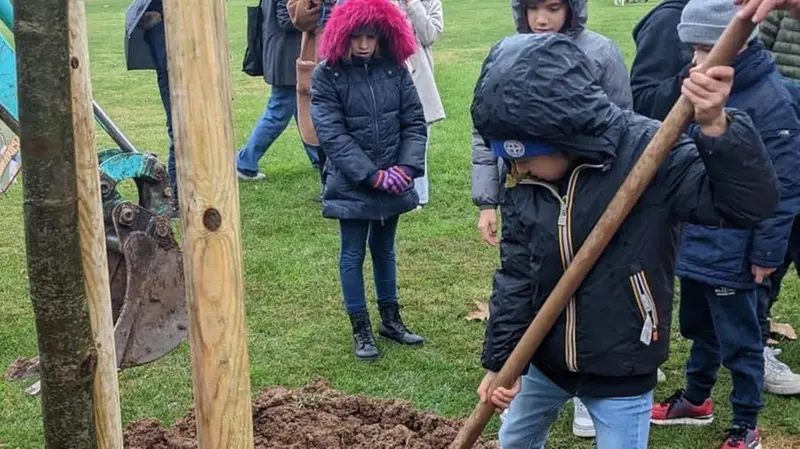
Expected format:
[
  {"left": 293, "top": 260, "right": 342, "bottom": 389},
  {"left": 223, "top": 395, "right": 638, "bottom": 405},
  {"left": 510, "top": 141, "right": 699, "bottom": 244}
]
[
  {"left": 348, "top": 311, "right": 380, "bottom": 361},
  {"left": 377, "top": 303, "right": 424, "bottom": 345}
]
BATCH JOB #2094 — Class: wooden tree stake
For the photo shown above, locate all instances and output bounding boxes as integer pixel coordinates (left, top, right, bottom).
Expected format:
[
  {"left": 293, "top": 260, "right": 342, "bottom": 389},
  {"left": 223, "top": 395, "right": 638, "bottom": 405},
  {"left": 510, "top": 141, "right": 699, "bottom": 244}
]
[
  {"left": 69, "top": 0, "right": 124, "bottom": 447},
  {"left": 161, "top": 1, "right": 255, "bottom": 448}
]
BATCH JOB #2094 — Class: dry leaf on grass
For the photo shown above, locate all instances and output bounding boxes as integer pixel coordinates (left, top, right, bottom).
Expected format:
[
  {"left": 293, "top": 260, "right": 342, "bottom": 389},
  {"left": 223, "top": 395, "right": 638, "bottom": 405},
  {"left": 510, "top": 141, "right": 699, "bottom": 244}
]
[
  {"left": 770, "top": 321, "right": 797, "bottom": 341},
  {"left": 4, "top": 356, "right": 39, "bottom": 381},
  {"left": 767, "top": 338, "right": 780, "bottom": 346},
  {"left": 466, "top": 300, "right": 490, "bottom": 321}
]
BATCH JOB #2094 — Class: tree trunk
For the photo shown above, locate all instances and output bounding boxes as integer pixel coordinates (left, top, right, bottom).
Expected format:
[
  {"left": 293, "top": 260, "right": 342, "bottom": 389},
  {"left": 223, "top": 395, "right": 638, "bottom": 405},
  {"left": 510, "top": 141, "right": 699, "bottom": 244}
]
[{"left": 15, "top": 0, "right": 97, "bottom": 447}]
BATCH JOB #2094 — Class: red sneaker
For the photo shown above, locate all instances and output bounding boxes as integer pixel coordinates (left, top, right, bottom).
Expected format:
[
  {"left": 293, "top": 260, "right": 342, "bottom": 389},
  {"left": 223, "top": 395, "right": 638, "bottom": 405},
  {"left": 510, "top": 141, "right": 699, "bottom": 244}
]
[
  {"left": 721, "top": 425, "right": 762, "bottom": 449},
  {"left": 651, "top": 389, "right": 714, "bottom": 426}
]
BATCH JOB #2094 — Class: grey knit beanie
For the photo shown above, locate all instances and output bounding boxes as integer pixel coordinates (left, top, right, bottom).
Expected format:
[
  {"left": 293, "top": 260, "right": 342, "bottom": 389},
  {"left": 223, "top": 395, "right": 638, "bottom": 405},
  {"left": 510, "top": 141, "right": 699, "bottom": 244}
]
[{"left": 678, "top": 0, "right": 759, "bottom": 46}]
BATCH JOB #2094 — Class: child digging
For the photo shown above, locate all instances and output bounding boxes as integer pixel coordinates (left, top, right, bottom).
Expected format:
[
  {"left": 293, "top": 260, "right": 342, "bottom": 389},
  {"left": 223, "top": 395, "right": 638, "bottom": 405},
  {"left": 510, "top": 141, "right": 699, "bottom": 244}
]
[
  {"left": 650, "top": 1, "right": 800, "bottom": 447},
  {"left": 311, "top": 0, "right": 427, "bottom": 361},
  {"left": 472, "top": 33, "right": 779, "bottom": 449}
]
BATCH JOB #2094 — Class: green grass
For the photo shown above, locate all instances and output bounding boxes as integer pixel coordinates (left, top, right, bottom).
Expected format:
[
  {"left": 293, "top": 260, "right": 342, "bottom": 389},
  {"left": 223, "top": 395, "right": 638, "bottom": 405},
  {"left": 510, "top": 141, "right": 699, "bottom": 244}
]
[{"left": 1, "top": 0, "right": 800, "bottom": 447}]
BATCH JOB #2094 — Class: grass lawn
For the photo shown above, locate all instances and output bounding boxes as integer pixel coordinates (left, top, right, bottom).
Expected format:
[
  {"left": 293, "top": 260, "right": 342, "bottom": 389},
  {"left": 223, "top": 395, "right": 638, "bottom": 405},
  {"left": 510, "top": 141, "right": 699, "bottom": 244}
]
[{"left": 2, "top": 0, "right": 800, "bottom": 447}]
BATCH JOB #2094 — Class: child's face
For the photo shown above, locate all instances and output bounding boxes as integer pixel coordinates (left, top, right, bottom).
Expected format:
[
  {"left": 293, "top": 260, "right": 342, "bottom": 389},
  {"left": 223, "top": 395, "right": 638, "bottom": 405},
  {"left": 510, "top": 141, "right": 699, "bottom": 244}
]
[
  {"left": 526, "top": 0, "right": 568, "bottom": 34},
  {"left": 350, "top": 35, "right": 378, "bottom": 59},
  {"left": 515, "top": 152, "right": 571, "bottom": 181}
]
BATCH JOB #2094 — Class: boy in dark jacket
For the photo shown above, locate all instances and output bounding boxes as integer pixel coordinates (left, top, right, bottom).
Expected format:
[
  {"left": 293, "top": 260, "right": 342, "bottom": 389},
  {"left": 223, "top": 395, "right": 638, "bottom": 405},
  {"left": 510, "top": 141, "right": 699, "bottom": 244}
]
[
  {"left": 650, "top": 1, "right": 800, "bottom": 447},
  {"left": 472, "top": 33, "right": 778, "bottom": 449}
]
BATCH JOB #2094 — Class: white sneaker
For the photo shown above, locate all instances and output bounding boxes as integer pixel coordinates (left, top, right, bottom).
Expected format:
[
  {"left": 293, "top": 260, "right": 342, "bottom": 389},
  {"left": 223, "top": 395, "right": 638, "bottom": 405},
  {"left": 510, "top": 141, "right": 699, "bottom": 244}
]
[
  {"left": 572, "top": 397, "right": 596, "bottom": 438},
  {"left": 764, "top": 346, "right": 800, "bottom": 395},
  {"left": 658, "top": 368, "right": 667, "bottom": 383},
  {"left": 236, "top": 169, "right": 266, "bottom": 181}
]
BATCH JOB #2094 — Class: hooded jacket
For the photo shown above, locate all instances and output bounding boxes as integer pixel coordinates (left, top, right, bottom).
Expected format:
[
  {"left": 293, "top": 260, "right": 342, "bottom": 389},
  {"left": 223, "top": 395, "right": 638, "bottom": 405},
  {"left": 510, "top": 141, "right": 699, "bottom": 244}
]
[
  {"left": 629, "top": 0, "right": 693, "bottom": 121},
  {"left": 471, "top": 0, "right": 632, "bottom": 210},
  {"left": 311, "top": 0, "right": 427, "bottom": 221},
  {"left": 473, "top": 34, "right": 778, "bottom": 397},
  {"left": 676, "top": 42, "right": 800, "bottom": 289},
  {"left": 760, "top": 10, "right": 800, "bottom": 80}
]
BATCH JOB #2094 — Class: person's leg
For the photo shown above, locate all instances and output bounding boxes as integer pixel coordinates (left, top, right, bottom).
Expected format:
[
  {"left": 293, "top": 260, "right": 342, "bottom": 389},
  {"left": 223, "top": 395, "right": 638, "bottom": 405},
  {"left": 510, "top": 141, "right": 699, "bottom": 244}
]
[
  {"left": 498, "top": 364, "right": 571, "bottom": 449},
  {"left": 413, "top": 124, "right": 431, "bottom": 207},
  {"left": 707, "top": 287, "right": 764, "bottom": 430},
  {"left": 581, "top": 390, "right": 653, "bottom": 449},
  {"left": 369, "top": 216, "right": 424, "bottom": 345},
  {"left": 651, "top": 278, "right": 716, "bottom": 425},
  {"left": 235, "top": 86, "right": 297, "bottom": 178},
  {"left": 292, "top": 110, "right": 321, "bottom": 169},
  {"left": 339, "top": 219, "right": 379, "bottom": 360}
]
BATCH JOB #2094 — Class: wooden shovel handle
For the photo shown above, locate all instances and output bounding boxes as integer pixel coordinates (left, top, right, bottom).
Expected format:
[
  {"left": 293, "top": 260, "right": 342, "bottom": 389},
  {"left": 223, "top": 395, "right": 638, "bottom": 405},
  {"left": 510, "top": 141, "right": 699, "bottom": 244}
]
[{"left": 449, "top": 16, "right": 756, "bottom": 449}]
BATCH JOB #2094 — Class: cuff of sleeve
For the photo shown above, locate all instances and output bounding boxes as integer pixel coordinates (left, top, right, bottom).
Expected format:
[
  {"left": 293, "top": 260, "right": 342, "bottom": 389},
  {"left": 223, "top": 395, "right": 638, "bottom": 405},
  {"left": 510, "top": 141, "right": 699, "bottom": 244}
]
[
  {"left": 479, "top": 204, "right": 498, "bottom": 211},
  {"left": 396, "top": 165, "right": 414, "bottom": 182},
  {"left": 750, "top": 251, "right": 784, "bottom": 269},
  {"left": 369, "top": 170, "right": 385, "bottom": 188}
]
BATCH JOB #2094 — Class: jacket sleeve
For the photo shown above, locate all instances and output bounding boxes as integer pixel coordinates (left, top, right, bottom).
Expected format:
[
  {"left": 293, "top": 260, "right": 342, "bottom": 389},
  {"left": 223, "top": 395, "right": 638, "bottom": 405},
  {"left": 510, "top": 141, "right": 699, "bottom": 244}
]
[
  {"left": 310, "top": 66, "right": 379, "bottom": 184},
  {"left": 471, "top": 126, "right": 501, "bottom": 209},
  {"left": 759, "top": 11, "right": 782, "bottom": 51},
  {"left": 276, "top": 0, "right": 299, "bottom": 31},
  {"left": 749, "top": 130, "right": 800, "bottom": 267},
  {"left": 630, "top": 8, "right": 691, "bottom": 121},
  {"left": 665, "top": 110, "right": 779, "bottom": 228},
  {"left": 405, "top": 0, "right": 444, "bottom": 48},
  {"left": 395, "top": 67, "right": 428, "bottom": 177},
  {"left": 598, "top": 43, "right": 633, "bottom": 110},
  {"left": 481, "top": 211, "right": 535, "bottom": 372},
  {"left": 287, "top": 0, "right": 322, "bottom": 32}
]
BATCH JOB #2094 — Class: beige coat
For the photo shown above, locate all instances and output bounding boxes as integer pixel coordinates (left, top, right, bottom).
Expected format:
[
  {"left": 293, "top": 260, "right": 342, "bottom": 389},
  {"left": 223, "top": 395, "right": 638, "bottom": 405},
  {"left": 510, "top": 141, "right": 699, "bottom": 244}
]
[
  {"left": 395, "top": 0, "right": 445, "bottom": 124},
  {"left": 288, "top": 0, "right": 324, "bottom": 146}
]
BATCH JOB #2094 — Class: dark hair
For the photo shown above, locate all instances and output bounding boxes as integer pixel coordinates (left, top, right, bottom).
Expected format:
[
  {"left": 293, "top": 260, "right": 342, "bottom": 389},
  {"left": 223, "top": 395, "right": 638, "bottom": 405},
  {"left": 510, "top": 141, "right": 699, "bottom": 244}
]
[{"left": 524, "top": 0, "right": 567, "bottom": 9}]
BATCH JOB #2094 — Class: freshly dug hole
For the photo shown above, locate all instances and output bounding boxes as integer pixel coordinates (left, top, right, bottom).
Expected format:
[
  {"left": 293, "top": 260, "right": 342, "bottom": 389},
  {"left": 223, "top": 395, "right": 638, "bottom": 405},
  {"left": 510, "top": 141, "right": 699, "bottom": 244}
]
[{"left": 124, "top": 378, "right": 499, "bottom": 449}]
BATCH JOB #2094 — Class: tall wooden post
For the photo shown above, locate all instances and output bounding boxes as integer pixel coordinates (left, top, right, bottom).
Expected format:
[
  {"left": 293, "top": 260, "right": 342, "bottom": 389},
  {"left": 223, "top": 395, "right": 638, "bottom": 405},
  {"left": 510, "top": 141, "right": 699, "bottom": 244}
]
[
  {"left": 161, "top": 1, "right": 255, "bottom": 448},
  {"left": 15, "top": 0, "right": 97, "bottom": 447},
  {"left": 69, "top": 0, "right": 124, "bottom": 447}
]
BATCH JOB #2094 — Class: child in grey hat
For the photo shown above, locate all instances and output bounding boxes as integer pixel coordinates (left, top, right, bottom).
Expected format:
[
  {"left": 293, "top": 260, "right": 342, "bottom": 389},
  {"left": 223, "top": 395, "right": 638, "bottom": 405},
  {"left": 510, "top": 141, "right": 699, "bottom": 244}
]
[{"left": 651, "top": 0, "right": 800, "bottom": 448}]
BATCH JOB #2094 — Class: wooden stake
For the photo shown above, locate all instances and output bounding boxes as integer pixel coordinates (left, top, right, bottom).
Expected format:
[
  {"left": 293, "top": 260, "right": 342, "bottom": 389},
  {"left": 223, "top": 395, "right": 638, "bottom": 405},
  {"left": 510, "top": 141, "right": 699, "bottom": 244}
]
[
  {"left": 15, "top": 0, "right": 97, "bottom": 447},
  {"left": 449, "top": 15, "right": 757, "bottom": 449},
  {"left": 69, "top": 0, "right": 124, "bottom": 447},
  {"left": 161, "top": 1, "right": 255, "bottom": 448}
]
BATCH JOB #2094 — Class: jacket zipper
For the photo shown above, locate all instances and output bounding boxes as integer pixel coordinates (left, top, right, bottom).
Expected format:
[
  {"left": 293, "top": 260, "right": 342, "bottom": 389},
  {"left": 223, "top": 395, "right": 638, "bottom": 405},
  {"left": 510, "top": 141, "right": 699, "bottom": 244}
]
[
  {"left": 365, "top": 63, "right": 385, "bottom": 224},
  {"left": 518, "top": 163, "right": 604, "bottom": 372},
  {"left": 630, "top": 272, "right": 660, "bottom": 345}
]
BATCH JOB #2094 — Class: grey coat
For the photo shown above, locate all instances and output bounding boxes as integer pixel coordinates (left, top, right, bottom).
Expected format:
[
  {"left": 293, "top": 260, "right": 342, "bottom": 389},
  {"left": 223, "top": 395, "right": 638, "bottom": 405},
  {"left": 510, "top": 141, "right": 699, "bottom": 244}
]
[
  {"left": 471, "top": 0, "right": 633, "bottom": 209},
  {"left": 263, "top": 0, "right": 303, "bottom": 86}
]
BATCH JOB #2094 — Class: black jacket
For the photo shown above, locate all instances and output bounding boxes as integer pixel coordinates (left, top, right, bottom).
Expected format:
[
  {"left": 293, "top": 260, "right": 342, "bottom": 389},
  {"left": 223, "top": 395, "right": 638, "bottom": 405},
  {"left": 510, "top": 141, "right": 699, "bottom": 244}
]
[
  {"left": 472, "top": 34, "right": 779, "bottom": 397},
  {"left": 630, "top": 0, "right": 693, "bottom": 121},
  {"left": 262, "top": 0, "right": 302, "bottom": 86}
]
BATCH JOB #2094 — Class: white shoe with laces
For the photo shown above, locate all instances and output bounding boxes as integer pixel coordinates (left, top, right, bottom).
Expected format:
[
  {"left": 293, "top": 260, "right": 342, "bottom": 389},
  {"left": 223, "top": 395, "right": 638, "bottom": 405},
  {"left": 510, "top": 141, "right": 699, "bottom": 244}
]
[
  {"left": 572, "top": 397, "right": 596, "bottom": 438},
  {"left": 764, "top": 346, "right": 800, "bottom": 396}
]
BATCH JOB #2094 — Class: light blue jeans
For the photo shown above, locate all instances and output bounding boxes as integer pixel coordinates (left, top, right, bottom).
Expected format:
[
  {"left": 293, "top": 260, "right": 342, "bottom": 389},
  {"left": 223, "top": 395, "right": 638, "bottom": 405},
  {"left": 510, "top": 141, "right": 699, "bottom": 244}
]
[{"left": 499, "top": 365, "right": 653, "bottom": 449}]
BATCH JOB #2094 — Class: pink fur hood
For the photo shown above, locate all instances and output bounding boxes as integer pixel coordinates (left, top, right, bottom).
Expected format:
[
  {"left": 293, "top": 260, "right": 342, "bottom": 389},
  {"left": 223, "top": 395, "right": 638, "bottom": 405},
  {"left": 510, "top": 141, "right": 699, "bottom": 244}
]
[{"left": 319, "top": 0, "right": 418, "bottom": 65}]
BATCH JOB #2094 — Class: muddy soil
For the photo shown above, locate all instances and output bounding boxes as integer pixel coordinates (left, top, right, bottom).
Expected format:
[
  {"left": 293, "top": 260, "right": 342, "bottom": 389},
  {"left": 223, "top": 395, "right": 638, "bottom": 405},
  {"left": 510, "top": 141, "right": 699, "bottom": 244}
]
[{"left": 124, "top": 378, "right": 498, "bottom": 449}]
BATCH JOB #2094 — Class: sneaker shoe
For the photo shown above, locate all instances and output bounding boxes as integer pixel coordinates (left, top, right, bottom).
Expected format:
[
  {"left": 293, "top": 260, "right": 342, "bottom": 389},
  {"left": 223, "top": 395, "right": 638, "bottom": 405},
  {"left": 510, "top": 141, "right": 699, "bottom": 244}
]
[
  {"left": 572, "top": 398, "right": 596, "bottom": 438},
  {"left": 236, "top": 168, "right": 266, "bottom": 181},
  {"left": 721, "top": 425, "right": 761, "bottom": 449},
  {"left": 658, "top": 368, "right": 667, "bottom": 383},
  {"left": 764, "top": 346, "right": 800, "bottom": 395},
  {"left": 651, "top": 389, "right": 714, "bottom": 426}
]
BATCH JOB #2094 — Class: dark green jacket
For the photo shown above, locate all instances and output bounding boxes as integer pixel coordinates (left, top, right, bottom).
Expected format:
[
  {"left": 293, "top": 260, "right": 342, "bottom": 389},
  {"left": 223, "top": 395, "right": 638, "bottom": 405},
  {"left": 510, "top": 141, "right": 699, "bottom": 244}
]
[{"left": 761, "top": 10, "right": 800, "bottom": 80}]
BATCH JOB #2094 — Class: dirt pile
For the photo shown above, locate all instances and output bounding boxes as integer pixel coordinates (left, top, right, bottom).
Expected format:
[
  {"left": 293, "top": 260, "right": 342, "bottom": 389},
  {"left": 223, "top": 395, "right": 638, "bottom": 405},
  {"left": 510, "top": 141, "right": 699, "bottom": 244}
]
[{"left": 124, "top": 378, "right": 498, "bottom": 449}]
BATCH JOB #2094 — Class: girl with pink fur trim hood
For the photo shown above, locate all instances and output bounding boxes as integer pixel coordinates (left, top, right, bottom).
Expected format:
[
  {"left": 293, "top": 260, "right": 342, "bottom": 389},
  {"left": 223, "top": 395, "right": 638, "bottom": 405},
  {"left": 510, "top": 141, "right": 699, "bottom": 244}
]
[{"left": 311, "top": 0, "right": 428, "bottom": 361}]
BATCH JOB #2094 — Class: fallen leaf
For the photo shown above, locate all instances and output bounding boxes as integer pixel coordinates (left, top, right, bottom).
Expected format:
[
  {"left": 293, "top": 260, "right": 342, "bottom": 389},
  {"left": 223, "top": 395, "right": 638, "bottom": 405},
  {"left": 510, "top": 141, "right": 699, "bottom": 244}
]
[
  {"left": 770, "top": 321, "right": 797, "bottom": 341},
  {"left": 4, "top": 356, "right": 39, "bottom": 381},
  {"left": 466, "top": 300, "right": 490, "bottom": 322},
  {"left": 767, "top": 338, "right": 780, "bottom": 346}
]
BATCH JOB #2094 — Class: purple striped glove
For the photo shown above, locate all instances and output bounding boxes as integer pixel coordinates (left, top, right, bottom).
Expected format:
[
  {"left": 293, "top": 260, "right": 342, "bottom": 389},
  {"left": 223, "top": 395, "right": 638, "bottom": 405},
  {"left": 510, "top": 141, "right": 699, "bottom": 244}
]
[{"left": 384, "top": 166, "right": 413, "bottom": 194}]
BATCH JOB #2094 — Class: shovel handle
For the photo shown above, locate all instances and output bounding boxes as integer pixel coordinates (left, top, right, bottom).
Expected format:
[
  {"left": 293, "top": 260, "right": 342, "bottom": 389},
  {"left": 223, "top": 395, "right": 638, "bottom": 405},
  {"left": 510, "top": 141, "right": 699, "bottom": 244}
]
[{"left": 449, "top": 16, "right": 756, "bottom": 449}]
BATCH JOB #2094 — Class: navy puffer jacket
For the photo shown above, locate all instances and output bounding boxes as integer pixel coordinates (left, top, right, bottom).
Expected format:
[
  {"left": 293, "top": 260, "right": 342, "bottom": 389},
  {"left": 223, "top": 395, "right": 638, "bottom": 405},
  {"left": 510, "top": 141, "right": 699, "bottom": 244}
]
[
  {"left": 472, "top": 34, "right": 779, "bottom": 398},
  {"left": 311, "top": 0, "right": 427, "bottom": 221}
]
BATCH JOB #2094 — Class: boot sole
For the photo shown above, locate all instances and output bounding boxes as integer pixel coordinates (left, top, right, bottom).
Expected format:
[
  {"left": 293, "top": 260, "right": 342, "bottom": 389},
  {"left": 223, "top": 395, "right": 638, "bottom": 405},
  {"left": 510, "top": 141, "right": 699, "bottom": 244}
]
[
  {"left": 355, "top": 352, "right": 380, "bottom": 361},
  {"left": 378, "top": 330, "right": 424, "bottom": 346},
  {"left": 572, "top": 422, "right": 596, "bottom": 438},
  {"left": 765, "top": 380, "right": 800, "bottom": 396},
  {"left": 650, "top": 416, "right": 714, "bottom": 426}
]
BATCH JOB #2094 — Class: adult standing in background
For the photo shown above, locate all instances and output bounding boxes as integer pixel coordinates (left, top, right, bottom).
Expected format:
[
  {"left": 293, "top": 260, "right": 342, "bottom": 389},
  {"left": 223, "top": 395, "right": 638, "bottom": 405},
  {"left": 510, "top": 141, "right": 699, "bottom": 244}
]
[
  {"left": 236, "top": 0, "right": 322, "bottom": 181},
  {"left": 391, "top": 0, "right": 445, "bottom": 210}
]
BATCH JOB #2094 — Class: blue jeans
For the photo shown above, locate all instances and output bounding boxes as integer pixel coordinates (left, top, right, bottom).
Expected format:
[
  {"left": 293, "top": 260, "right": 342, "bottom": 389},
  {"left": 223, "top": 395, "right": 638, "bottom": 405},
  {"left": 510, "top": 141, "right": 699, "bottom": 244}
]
[
  {"left": 236, "top": 85, "right": 320, "bottom": 176},
  {"left": 499, "top": 364, "right": 652, "bottom": 449},
  {"left": 143, "top": 20, "right": 176, "bottom": 195},
  {"left": 680, "top": 279, "right": 764, "bottom": 428},
  {"left": 339, "top": 216, "right": 399, "bottom": 314}
]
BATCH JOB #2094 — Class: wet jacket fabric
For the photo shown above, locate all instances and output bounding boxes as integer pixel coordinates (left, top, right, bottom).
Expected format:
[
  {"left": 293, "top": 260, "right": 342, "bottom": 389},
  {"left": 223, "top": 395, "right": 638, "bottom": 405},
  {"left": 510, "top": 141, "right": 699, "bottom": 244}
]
[
  {"left": 311, "top": 0, "right": 427, "bottom": 221},
  {"left": 760, "top": 10, "right": 800, "bottom": 80},
  {"left": 472, "top": 0, "right": 632, "bottom": 209},
  {"left": 676, "top": 43, "right": 800, "bottom": 289},
  {"left": 472, "top": 33, "right": 779, "bottom": 397},
  {"left": 629, "top": 0, "right": 693, "bottom": 121}
]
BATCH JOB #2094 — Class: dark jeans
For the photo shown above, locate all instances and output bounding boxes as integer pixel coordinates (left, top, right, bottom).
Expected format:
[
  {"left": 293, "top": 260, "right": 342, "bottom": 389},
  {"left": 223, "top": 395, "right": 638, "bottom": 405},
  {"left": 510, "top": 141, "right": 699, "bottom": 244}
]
[
  {"left": 143, "top": 20, "right": 176, "bottom": 194},
  {"left": 680, "top": 279, "right": 764, "bottom": 428},
  {"left": 338, "top": 216, "right": 399, "bottom": 314}
]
